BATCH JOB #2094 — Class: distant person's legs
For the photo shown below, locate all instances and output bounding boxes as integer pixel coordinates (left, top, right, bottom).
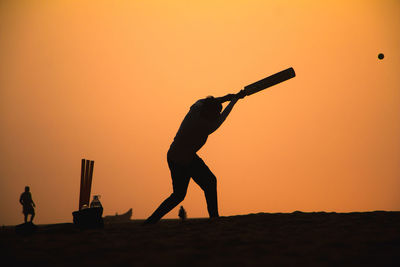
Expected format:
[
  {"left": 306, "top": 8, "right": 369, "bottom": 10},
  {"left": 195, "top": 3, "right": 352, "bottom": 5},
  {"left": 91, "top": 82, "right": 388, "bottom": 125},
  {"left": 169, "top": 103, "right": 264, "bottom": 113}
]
[
  {"left": 30, "top": 212, "right": 35, "bottom": 223},
  {"left": 144, "top": 160, "right": 191, "bottom": 224},
  {"left": 191, "top": 155, "right": 219, "bottom": 218},
  {"left": 24, "top": 213, "right": 28, "bottom": 223}
]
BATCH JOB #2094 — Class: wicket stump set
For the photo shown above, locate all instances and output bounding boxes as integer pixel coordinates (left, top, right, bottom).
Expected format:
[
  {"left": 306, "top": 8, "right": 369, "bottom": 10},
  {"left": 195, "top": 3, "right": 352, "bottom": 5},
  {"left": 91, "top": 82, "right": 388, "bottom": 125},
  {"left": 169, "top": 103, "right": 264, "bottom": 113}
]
[
  {"left": 72, "top": 158, "right": 103, "bottom": 228},
  {"left": 79, "top": 159, "right": 94, "bottom": 210}
]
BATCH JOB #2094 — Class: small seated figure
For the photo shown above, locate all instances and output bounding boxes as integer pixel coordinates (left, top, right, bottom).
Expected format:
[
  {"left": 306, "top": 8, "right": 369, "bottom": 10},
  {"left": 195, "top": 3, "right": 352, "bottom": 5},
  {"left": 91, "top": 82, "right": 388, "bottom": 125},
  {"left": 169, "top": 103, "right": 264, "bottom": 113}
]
[{"left": 90, "top": 195, "right": 102, "bottom": 208}]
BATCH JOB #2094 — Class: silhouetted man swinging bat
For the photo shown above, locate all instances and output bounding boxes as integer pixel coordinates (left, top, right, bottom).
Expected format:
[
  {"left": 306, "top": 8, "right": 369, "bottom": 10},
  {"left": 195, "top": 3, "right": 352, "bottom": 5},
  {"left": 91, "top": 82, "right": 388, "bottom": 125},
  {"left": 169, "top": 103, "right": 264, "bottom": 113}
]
[{"left": 144, "top": 67, "right": 295, "bottom": 224}]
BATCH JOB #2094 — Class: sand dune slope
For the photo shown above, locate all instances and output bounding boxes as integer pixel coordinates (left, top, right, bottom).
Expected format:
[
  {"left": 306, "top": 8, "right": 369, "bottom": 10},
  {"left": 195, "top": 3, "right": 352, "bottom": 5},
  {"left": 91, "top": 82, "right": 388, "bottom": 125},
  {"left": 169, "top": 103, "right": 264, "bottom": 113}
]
[{"left": 1, "top": 211, "right": 399, "bottom": 266}]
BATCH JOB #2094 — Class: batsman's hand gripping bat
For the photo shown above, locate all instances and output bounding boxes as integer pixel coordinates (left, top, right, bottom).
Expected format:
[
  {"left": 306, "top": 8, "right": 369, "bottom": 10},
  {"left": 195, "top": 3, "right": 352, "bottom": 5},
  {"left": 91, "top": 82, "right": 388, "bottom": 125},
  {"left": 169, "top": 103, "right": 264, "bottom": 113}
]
[{"left": 240, "top": 67, "right": 296, "bottom": 97}]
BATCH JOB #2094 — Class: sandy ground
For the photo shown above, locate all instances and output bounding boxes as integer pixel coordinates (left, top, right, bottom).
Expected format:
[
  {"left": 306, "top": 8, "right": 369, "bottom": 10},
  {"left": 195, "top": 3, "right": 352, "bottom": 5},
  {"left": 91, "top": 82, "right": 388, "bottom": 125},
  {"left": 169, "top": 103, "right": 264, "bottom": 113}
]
[{"left": 1, "top": 211, "right": 400, "bottom": 266}]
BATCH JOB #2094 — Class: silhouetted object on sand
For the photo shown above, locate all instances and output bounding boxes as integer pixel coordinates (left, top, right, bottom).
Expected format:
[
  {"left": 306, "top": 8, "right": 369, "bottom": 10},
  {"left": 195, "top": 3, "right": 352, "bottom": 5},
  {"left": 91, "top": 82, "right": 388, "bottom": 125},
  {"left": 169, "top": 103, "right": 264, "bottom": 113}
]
[
  {"left": 378, "top": 53, "right": 384, "bottom": 60},
  {"left": 72, "top": 159, "right": 103, "bottom": 228},
  {"left": 73, "top": 206, "right": 103, "bottom": 228},
  {"left": 20, "top": 186, "right": 35, "bottom": 223},
  {"left": 104, "top": 209, "right": 133, "bottom": 223},
  {"left": 90, "top": 195, "right": 102, "bottom": 208},
  {"left": 15, "top": 222, "right": 37, "bottom": 235},
  {"left": 178, "top": 206, "right": 187, "bottom": 222}
]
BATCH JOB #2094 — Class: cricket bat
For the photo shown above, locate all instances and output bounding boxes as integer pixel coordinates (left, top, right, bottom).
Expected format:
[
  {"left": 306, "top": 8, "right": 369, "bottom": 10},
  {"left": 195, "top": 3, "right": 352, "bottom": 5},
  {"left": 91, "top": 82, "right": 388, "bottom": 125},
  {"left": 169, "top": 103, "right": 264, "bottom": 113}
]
[{"left": 243, "top": 67, "right": 296, "bottom": 96}]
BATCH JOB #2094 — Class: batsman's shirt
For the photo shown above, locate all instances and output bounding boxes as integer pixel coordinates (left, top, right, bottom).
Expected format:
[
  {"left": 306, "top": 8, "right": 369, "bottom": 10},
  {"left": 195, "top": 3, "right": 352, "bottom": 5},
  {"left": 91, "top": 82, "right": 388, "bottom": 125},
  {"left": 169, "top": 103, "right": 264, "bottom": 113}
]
[{"left": 168, "top": 99, "right": 214, "bottom": 163}]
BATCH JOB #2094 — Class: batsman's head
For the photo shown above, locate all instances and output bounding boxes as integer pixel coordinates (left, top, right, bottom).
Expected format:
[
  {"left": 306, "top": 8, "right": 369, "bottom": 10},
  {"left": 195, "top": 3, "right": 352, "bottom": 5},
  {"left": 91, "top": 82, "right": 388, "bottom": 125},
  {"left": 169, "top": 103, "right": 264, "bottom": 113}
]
[{"left": 201, "top": 96, "right": 222, "bottom": 121}]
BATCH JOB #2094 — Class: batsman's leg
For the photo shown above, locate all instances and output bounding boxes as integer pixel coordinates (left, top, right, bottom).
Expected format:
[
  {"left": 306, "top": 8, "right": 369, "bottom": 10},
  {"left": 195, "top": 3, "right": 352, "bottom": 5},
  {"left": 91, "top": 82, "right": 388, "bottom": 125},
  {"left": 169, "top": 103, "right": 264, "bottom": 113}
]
[
  {"left": 191, "top": 156, "right": 219, "bottom": 218},
  {"left": 144, "top": 160, "right": 190, "bottom": 224}
]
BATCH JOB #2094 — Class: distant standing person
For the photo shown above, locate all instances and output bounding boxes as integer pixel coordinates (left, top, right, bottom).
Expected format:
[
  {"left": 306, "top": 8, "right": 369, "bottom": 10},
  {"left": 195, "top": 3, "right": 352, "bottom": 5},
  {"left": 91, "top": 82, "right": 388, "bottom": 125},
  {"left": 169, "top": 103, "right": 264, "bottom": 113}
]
[
  {"left": 178, "top": 206, "right": 187, "bottom": 221},
  {"left": 144, "top": 91, "right": 245, "bottom": 224},
  {"left": 20, "top": 186, "right": 36, "bottom": 223}
]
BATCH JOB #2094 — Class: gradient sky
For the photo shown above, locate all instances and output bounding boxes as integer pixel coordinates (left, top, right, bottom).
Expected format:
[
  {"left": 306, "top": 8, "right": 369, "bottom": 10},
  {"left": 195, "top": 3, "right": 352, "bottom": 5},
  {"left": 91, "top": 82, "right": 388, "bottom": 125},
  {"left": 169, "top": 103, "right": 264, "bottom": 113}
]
[{"left": 1, "top": 0, "right": 399, "bottom": 225}]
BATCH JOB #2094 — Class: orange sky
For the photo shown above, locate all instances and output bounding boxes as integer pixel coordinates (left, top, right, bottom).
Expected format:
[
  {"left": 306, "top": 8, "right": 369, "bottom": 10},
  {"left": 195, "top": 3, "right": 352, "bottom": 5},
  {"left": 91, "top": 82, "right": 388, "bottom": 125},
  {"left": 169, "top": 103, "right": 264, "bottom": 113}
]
[{"left": 1, "top": 0, "right": 399, "bottom": 225}]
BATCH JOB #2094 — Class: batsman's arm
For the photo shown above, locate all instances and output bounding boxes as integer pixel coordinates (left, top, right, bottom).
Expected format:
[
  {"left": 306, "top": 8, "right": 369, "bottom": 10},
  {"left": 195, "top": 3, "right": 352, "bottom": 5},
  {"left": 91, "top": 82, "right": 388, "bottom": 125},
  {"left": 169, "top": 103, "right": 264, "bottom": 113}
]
[
  {"left": 209, "top": 97, "right": 239, "bottom": 134},
  {"left": 215, "top": 89, "right": 246, "bottom": 103},
  {"left": 215, "top": 94, "right": 236, "bottom": 104}
]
